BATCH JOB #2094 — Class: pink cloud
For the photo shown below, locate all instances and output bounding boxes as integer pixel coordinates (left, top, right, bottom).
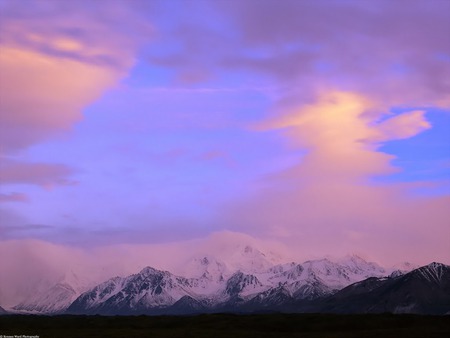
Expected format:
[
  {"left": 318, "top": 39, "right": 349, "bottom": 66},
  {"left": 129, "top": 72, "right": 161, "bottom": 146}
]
[
  {"left": 0, "top": 1, "right": 152, "bottom": 154},
  {"left": 0, "top": 2, "right": 151, "bottom": 198},
  {"left": 0, "top": 159, "right": 76, "bottom": 188},
  {"left": 0, "top": 1, "right": 446, "bottom": 275},
  {"left": 258, "top": 91, "right": 413, "bottom": 179},
  {"left": 157, "top": 1, "right": 450, "bottom": 108},
  {"left": 0, "top": 46, "right": 123, "bottom": 153},
  {"left": 222, "top": 91, "right": 450, "bottom": 266},
  {"left": 374, "top": 110, "right": 431, "bottom": 142},
  {"left": 0, "top": 231, "right": 288, "bottom": 307}
]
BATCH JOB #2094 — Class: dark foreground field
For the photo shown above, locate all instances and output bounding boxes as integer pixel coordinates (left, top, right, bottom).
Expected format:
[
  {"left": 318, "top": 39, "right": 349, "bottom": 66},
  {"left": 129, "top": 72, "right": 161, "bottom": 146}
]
[{"left": 1, "top": 313, "right": 450, "bottom": 338}]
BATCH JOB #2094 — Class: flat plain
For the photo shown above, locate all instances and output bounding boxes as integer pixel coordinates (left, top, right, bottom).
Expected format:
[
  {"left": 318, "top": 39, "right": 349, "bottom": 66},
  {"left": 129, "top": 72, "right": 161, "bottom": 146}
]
[{"left": 1, "top": 313, "right": 450, "bottom": 338}]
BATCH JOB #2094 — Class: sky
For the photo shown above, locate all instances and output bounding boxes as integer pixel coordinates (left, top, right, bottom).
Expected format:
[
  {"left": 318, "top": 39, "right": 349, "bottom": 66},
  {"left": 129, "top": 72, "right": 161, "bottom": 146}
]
[{"left": 0, "top": 0, "right": 450, "bottom": 268}]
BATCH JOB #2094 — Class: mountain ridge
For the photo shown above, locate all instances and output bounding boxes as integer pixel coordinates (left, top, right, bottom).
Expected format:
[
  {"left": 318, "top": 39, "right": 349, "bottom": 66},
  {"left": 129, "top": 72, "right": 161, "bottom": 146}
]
[
  {"left": 9, "top": 243, "right": 446, "bottom": 316},
  {"left": 315, "top": 262, "right": 450, "bottom": 315},
  {"left": 64, "top": 257, "right": 445, "bottom": 316}
]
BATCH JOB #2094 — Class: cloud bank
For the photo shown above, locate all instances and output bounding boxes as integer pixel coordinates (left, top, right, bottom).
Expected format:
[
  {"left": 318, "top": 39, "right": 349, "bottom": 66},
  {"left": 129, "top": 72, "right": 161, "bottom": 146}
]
[
  {"left": 0, "top": 1, "right": 150, "bottom": 192},
  {"left": 224, "top": 91, "right": 450, "bottom": 264},
  {"left": 0, "top": 1, "right": 448, "bottom": 274}
]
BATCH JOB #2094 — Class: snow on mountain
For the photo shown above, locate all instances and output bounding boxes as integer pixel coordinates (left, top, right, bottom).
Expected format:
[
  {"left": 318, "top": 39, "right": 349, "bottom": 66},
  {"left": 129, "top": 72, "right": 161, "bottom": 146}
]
[
  {"left": 176, "top": 252, "right": 388, "bottom": 302},
  {"left": 224, "top": 245, "right": 278, "bottom": 273},
  {"left": 1, "top": 233, "right": 432, "bottom": 314},
  {"left": 13, "top": 282, "right": 77, "bottom": 314},
  {"left": 168, "top": 295, "right": 208, "bottom": 314},
  {"left": 11, "top": 269, "right": 103, "bottom": 314},
  {"left": 179, "top": 255, "right": 227, "bottom": 282},
  {"left": 173, "top": 255, "right": 230, "bottom": 300},
  {"left": 195, "top": 231, "right": 285, "bottom": 274},
  {"left": 68, "top": 266, "right": 200, "bottom": 314},
  {"left": 224, "top": 271, "right": 268, "bottom": 298},
  {"left": 67, "top": 266, "right": 264, "bottom": 314},
  {"left": 66, "top": 253, "right": 399, "bottom": 315},
  {"left": 414, "top": 262, "right": 448, "bottom": 284},
  {"left": 267, "top": 262, "right": 297, "bottom": 274},
  {"left": 388, "top": 261, "right": 420, "bottom": 278},
  {"left": 393, "top": 261, "right": 419, "bottom": 271},
  {"left": 250, "top": 255, "right": 387, "bottom": 301},
  {"left": 335, "top": 255, "right": 386, "bottom": 283},
  {"left": 338, "top": 255, "right": 386, "bottom": 277},
  {"left": 68, "top": 276, "right": 124, "bottom": 313},
  {"left": 319, "top": 262, "right": 450, "bottom": 315},
  {"left": 290, "top": 279, "right": 334, "bottom": 300},
  {"left": 246, "top": 285, "right": 293, "bottom": 309},
  {"left": 6, "top": 234, "right": 423, "bottom": 315},
  {"left": 174, "top": 238, "right": 286, "bottom": 299},
  {"left": 0, "top": 232, "right": 288, "bottom": 312}
]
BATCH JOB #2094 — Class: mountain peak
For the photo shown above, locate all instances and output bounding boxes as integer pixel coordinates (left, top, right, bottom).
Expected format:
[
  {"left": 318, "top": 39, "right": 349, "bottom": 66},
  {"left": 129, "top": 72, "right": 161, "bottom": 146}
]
[
  {"left": 413, "top": 262, "right": 450, "bottom": 284},
  {"left": 139, "top": 266, "right": 157, "bottom": 274},
  {"left": 244, "top": 245, "right": 253, "bottom": 254},
  {"left": 426, "top": 262, "right": 447, "bottom": 268},
  {"left": 419, "top": 262, "right": 449, "bottom": 273},
  {"left": 65, "top": 260, "right": 449, "bottom": 315},
  {"left": 138, "top": 266, "right": 168, "bottom": 277},
  {"left": 178, "top": 254, "right": 227, "bottom": 282},
  {"left": 322, "top": 261, "right": 450, "bottom": 315}
]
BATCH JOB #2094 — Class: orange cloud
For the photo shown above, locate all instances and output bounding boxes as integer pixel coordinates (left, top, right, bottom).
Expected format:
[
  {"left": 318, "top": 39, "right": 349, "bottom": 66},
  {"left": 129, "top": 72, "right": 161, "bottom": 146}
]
[
  {"left": 260, "top": 92, "right": 389, "bottom": 180},
  {"left": 0, "top": 46, "right": 123, "bottom": 153},
  {"left": 258, "top": 91, "right": 435, "bottom": 181},
  {"left": 374, "top": 110, "right": 431, "bottom": 141},
  {"left": 0, "top": 0, "right": 150, "bottom": 152},
  {"left": 0, "top": 4, "right": 148, "bottom": 188},
  {"left": 225, "top": 91, "right": 450, "bottom": 265}
]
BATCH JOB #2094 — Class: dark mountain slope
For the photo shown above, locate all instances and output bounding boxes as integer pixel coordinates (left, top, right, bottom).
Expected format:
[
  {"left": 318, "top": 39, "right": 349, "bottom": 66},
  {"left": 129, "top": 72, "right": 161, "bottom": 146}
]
[
  {"left": 319, "top": 262, "right": 450, "bottom": 315},
  {"left": 0, "top": 305, "right": 8, "bottom": 315}
]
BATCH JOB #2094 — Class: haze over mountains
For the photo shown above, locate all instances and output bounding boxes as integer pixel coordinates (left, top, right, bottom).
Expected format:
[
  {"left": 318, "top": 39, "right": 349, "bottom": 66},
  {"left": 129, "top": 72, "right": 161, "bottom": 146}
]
[
  {"left": 1, "top": 1, "right": 450, "bottom": 324},
  {"left": 64, "top": 253, "right": 386, "bottom": 315},
  {"left": 1, "top": 232, "right": 447, "bottom": 316},
  {"left": 0, "top": 232, "right": 285, "bottom": 309}
]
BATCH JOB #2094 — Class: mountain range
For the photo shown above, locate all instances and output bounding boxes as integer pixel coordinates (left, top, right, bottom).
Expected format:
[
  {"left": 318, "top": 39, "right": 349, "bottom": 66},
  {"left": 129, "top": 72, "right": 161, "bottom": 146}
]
[
  {"left": 316, "top": 262, "right": 450, "bottom": 315},
  {"left": 65, "top": 260, "right": 449, "bottom": 316},
  {"left": 4, "top": 244, "right": 448, "bottom": 316}
]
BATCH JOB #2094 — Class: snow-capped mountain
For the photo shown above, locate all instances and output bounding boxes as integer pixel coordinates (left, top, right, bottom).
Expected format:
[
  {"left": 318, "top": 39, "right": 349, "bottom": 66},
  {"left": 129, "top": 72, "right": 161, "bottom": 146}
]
[
  {"left": 11, "top": 269, "right": 102, "bottom": 314},
  {"left": 177, "top": 236, "right": 282, "bottom": 278},
  {"left": 65, "top": 253, "right": 405, "bottom": 315},
  {"left": 8, "top": 235, "right": 421, "bottom": 316},
  {"left": 317, "top": 262, "right": 450, "bottom": 315},
  {"left": 178, "top": 255, "right": 227, "bottom": 282},
  {"left": 388, "top": 261, "right": 420, "bottom": 278},
  {"left": 268, "top": 256, "right": 385, "bottom": 292},
  {"left": 224, "top": 271, "right": 267, "bottom": 298},
  {"left": 13, "top": 282, "right": 77, "bottom": 314},
  {"left": 67, "top": 267, "right": 199, "bottom": 315}
]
